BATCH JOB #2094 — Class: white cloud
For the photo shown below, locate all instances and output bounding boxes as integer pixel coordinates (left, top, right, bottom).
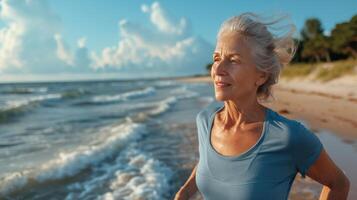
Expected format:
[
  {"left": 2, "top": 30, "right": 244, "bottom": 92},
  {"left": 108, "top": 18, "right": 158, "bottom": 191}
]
[
  {"left": 142, "top": 2, "right": 188, "bottom": 36},
  {"left": 0, "top": 23, "right": 24, "bottom": 70},
  {"left": 0, "top": 0, "right": 91, "bottom": 74},
  {"left": 0, "top": 0, "right": 213, "bottom": 77},
  {"left": 54, "top": 34, "right": 74, "bottom": 66},
  {"left": 92, "top": 1, "right": 213, "bottom": 76},
  {"left": 77, "top": 37, "right": 87, "bottom": 48}
]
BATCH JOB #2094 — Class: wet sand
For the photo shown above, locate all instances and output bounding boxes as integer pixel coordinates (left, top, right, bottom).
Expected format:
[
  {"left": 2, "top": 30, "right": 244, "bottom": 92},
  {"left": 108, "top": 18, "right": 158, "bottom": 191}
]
[{"left": 175, "top": 75, "right": 357, "bottom": 200}]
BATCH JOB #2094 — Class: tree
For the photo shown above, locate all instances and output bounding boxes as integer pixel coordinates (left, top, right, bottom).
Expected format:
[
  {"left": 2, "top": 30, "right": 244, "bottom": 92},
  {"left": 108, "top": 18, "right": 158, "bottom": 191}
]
[
  {"left": 330, "top": 15, "right": 357, "bottom": 59},
  {"left": 301, "top": 18, "right": 331, "bottom": 62},
  {"left": 301, "top": 18, "right": 324, "bottom": 41},
  {"left": 302, "top": 34, "right": 330, "bottom": 62},
  {"left": 206, "top": 63, "right": 213, "bottom": 74}
]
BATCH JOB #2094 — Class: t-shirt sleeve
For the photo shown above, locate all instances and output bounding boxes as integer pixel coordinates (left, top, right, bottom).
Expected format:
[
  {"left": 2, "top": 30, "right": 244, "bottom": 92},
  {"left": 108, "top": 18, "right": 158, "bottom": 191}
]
[{"left": 290, "top": 122, "right": 323, "bottom": 178}]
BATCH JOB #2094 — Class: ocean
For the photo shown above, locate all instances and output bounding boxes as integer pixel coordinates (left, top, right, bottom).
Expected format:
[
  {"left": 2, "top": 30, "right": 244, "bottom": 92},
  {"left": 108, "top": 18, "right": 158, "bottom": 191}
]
[{"left": 0, "top": 79, "right": 214, "bottom": 199}]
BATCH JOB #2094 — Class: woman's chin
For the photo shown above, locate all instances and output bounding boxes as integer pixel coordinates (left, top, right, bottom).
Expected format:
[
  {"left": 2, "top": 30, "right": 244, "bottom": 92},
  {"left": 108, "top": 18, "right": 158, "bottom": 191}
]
[{"left": 214, "top": 93, "right": 230, "bottom": 101}]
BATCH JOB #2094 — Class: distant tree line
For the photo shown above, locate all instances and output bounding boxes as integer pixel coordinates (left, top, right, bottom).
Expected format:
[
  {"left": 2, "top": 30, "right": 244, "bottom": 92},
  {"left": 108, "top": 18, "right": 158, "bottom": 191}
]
[
  {"left": 206, "top": 14, "right": 357, "bottom": 73},
  {"left": 292, "top": 14, "right": 357, "bottom": 63}
]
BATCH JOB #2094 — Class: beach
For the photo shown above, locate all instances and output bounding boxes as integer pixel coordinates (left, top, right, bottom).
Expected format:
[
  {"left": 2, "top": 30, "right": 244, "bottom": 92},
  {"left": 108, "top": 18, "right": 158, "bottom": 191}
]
[{"left": 176, "top": 75, "right": 357, "bottom": 200}]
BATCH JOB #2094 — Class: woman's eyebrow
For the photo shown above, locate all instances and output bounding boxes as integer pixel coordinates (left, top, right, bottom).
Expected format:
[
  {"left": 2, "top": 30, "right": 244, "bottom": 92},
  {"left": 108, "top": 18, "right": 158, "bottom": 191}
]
[
  {"left": 213, "top": 51, "right": 240, "bottom": 57},
  {"left": 227, "top": 53, "right": 241, "bottom": 57},
  {"left": 213, "top": 52, "right": 241, "bottom": 57}
]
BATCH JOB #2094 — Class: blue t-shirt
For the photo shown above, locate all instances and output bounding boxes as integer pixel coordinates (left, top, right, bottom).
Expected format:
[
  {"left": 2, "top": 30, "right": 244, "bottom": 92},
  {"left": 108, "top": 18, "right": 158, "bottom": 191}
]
[{"left": 195, "top": 101, "right": 323, "bottom": 200}]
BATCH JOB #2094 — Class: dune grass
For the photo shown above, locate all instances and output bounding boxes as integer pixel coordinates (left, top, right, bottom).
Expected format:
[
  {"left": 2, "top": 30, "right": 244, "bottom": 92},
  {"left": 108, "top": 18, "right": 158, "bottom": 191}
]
[
  {"left": 281, "top": 59, "right": 357, "bottom": 81},
  {"left": 281, "top": 63, "right": 315, "bottom": 78},
  {"left": 315, "top": 59, "right": 356, "bottom": 82}
]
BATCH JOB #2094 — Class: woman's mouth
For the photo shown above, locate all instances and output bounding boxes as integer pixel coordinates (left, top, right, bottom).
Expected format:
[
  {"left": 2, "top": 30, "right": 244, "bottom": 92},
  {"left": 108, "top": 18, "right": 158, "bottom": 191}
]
[{"left": 215, "top": 81, "right": 232, "bottom": 88}]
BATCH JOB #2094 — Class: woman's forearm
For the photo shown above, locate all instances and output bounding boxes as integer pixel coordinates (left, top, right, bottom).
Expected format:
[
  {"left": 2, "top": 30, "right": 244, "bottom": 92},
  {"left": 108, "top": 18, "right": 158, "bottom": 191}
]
[
  {"left": 318, "top": 180, "right": 350, "bottom": 200},
  {"left": 179, "top": 163, "right": 199, "bottom": 198}
]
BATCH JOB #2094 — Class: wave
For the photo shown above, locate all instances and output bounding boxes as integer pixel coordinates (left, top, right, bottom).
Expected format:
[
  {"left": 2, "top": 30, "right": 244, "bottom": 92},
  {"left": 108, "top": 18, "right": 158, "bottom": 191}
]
[
  {"left": 0, "top": 120, "right": 147, "bottom": 195},
  {"left": 0, "top": 94, "right": 62, "bottom": 123},
  {"left": 147, "top": 86, "right": 199, "bottom": 116},
  {"left": 1, "top": 87, "right": 48, "bottom": 94},
  {"left": 65, "top": 144, "right": 173, "bottom": 200},
  {"left": 61, "top": 88, "right": 91, "bottom": 99},
  {"left": 149, "top": 96, "right": 178, "bottom": 116},
  {"left": 76, "top": 87, "right": 156, "bottom": 106},
  {"left": 169, "top": 85, "right": 199, "bottom": 99},
  {"left": 0, "top": 89, "right": 93, "bottom": 122},
  {"left": 154, "top": 80, "right": 179, "bottom": 88},
  {"left": 112, "top": 86, "right": 199, "bottom": 118}
]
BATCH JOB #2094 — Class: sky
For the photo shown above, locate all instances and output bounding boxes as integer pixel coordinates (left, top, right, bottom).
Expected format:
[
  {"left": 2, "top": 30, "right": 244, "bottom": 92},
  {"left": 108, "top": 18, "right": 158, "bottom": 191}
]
[{"left": 0, "top": 0, "right": 356, "bottom": 82}]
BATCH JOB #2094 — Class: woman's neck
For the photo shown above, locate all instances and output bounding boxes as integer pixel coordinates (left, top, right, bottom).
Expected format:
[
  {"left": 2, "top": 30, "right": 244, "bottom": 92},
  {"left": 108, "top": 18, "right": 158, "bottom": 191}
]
[{"left": 219, "top": 98, "right": 266, "bottom": 131}]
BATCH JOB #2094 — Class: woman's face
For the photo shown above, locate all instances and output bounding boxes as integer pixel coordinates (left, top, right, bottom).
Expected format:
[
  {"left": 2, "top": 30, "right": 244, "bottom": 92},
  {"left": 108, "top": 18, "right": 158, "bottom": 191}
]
[{"left": 211, "top": 31, "right": 267, "bottom": 102}]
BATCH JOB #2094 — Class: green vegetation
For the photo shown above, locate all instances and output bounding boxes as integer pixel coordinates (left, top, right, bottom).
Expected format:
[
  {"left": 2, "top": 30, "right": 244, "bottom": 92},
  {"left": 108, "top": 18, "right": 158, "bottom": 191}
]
[
  {"left": 278, "top": 14, "right": 357, "bottom": 81},
  {"left": 281, "top": 63, "right": 315, "bottom": 78},
  {"left": 293, "top": 14, "right": 357, "bottom": 63},
  {"left": 206, "top": 63, "right": 213, "bottom": 73},
  {"left": 315, "top": 59, "right": 356, "bottom": 82},
  {"left": 281, "top": 59, "right": 357, "bottom": 81}
]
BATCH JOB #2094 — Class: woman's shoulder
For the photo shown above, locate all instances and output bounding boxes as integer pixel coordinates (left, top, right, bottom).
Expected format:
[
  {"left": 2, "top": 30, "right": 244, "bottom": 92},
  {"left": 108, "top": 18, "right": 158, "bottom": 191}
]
[
  {"left": 268, "top": 108, "right": 318, "bottom": 143},
  {"left": 197, "top": 101, "right": 223, "bottom": 117},
  {"left": 268, "top": 108, "right": 302, "bottom": 131},
  {"left": 196, "top": 101, "right": 224, "bottom": 124}
]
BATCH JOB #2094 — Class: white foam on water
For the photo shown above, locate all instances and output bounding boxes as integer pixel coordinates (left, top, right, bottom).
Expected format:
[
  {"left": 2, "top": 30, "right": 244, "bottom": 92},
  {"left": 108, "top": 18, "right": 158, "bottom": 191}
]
[
  {"left": 154, "top": 80, "right": 178, "bottom": 87},
  {"left": 27, "top": 87, "right": 48, "bottom": 93},
  {"left": 112, "top": 86, "right": 198, "bottom": 117},
  {"left": 92, "top": 87, "right": 156, "bottom": 103},
  {"left": 1, "top": 87, "right": 48, "bottom": 94},
  {"left": 100, "top": 152, "right": 173, "bottom": 200},
  {"left": 65, "top": 147, "right": 173, "bottom": 200},
  {"left": 148, "top": 86, "right": 199, "bottom": 116},
  {"left": 0, "top": 94, "right": 61, "bottom": 111},
  {"left": 149, "top": 96, "right": 178, "bottom": 116},
  {"left": 0, "top": 120, "right": 146, "bottom": 195}
]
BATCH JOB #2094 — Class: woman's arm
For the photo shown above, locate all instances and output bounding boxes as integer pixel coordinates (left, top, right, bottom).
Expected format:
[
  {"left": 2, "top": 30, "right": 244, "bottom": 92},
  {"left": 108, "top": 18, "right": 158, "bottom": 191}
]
[
  {"left": 305, "top": 149, "right": 350, "bottom": 200},
  {"left": 174, "top": 163, "right": 199, "bottom": 200}
]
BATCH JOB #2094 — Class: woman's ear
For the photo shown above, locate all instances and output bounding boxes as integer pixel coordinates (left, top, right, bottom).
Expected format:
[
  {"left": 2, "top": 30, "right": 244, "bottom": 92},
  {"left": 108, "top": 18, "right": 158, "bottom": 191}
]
[{"left": 255, "top": 72, "right": 269, "bottom": 86}]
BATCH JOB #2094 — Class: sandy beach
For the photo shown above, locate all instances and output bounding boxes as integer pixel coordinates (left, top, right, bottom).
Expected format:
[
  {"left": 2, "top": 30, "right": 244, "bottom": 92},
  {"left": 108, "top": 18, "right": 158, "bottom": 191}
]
[{"left": 175, "top": 75, "right": 357, "bottom": 200}]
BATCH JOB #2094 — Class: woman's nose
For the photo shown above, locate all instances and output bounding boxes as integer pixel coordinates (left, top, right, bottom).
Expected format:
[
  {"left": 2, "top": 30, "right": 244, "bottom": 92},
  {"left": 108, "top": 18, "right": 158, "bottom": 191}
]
[{"left": 214, "top": 60, "right": 227, "bottom": 75}]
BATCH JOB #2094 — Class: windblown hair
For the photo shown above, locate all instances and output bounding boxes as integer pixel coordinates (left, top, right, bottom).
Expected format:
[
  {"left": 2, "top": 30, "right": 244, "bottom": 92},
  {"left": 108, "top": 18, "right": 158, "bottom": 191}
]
[{"left": 217, "top": 12, "right": 297, "bottom": 101}]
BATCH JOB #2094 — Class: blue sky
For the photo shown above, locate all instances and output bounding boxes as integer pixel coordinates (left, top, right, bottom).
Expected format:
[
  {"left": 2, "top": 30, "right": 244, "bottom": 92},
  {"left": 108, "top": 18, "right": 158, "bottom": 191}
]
[
  {"left": 0, "top": 0, "right": 356, "bottom": 82},
  {"left": 49, "top": 0, "right": 357, "bottom": 50}
]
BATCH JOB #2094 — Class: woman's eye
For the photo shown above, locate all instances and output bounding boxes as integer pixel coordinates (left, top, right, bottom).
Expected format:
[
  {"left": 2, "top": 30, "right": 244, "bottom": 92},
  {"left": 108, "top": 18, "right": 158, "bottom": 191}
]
[
  {"left": 230, "top": 58, "right": 240, "bottom": 63},
  {"left": 213, "top": 57, "right": 220, "bottom": 62}
]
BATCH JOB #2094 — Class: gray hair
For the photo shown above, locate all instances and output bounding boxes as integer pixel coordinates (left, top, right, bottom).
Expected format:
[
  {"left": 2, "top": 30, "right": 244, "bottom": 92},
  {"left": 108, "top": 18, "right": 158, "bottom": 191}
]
[{"left": 217, "top": 12, "right": 297, "bottom": 101}]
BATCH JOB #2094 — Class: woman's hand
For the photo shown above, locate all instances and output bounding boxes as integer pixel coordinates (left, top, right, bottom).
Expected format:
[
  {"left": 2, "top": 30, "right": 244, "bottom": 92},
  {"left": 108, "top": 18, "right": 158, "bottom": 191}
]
[
  {"left": 174, "top": 188, "right": 189, "bottom": 200},
  {"left": 306, "top": 149, "right": 350, "bottom": 200}
]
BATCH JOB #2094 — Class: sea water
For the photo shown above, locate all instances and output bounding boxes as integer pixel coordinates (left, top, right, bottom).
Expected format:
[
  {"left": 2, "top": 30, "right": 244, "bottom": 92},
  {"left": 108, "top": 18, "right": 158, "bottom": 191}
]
[{"left": 0, "top": 79, "right": 214, "bottom": 199}]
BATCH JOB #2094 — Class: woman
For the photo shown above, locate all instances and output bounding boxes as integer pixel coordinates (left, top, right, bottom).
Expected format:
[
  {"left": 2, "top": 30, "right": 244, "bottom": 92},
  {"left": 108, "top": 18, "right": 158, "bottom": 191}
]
[{"left": 174, "top": 13, "right": 350, "bottom": 200}]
